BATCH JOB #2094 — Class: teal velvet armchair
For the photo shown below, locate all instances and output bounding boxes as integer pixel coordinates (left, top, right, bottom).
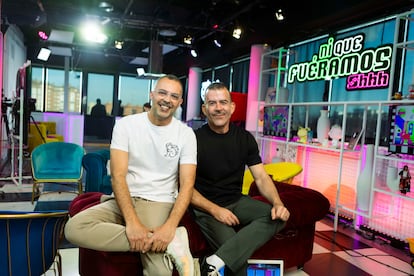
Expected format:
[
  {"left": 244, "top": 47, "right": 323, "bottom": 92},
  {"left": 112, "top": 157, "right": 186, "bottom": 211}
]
[
  {"left": 31, "top": 141, "right": 85, "bottom": 203},
  {"left": 82, "top": 149, "right": 113, "bottom": 194}
]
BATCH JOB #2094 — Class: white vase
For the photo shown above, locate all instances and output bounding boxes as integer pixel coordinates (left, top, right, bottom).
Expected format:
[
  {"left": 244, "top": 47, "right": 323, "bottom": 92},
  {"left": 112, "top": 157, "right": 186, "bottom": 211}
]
[
  {"left": 317, "top": 109, "right": 330, "bottom": 143},
  {"left": 386, "top": 166, "right": 400, "bottom": 192},
  {"left": 356, "top": 144, "right": 374, "bottom": 211}
]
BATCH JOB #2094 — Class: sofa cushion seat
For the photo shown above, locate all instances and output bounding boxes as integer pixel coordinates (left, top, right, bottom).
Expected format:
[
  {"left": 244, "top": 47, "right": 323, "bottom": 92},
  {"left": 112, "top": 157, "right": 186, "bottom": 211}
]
[{"left": 68, "top": 180, "right": 330, "bottom": 274}]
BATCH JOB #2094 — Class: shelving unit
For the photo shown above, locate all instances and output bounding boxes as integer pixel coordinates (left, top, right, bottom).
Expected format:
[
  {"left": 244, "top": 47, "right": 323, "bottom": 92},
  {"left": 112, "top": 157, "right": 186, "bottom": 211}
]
[
  {"left": 388, "top": 9, "right": 414, "bottom": 101},
  {"left": 255, "top": 44, "right": 414, "bottom": 240}
]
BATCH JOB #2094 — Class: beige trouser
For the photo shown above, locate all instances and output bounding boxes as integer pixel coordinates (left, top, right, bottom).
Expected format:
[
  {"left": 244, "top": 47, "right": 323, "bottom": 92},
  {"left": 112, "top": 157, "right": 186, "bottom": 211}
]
[{"left": 64, "top": 196, "right": 174, "bottom": 276}]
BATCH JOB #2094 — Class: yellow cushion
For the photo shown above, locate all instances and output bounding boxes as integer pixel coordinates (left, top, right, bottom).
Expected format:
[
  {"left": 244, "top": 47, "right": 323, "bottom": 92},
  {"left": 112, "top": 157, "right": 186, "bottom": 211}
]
[
  {"left": 242, "top": 162, "right": 303, "bottom": 194},
  {"left": 408, "top": 238, "right": 414, "bottom": 254},
  {"left": 242, "top": 170, "right": 254, "bottom": 195}
]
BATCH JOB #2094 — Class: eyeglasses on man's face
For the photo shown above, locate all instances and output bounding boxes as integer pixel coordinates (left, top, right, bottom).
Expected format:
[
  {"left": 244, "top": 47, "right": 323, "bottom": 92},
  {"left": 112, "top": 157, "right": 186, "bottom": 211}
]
[{"left": 155, "top": 89, "right": 181, "bottom": 101}]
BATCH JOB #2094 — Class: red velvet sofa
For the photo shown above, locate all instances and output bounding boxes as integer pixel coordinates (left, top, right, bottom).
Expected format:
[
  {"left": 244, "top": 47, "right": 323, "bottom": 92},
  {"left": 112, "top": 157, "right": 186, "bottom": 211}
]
[{"left": 68, "top": 181, "right": 330, "bottom": 275}]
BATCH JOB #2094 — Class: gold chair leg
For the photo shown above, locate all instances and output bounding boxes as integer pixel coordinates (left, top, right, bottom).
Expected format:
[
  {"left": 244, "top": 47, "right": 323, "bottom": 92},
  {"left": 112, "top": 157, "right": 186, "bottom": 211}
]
[
  {"left": 56, "top": 251, "right": 62, "bottom": 276},
  {"left": 32, "top": 182, "right": 36, "bottom": 204},
  {"left": 78, "top": 180, "right": 83, "bottom": 194},
  {"left": 31, "top": 182, "right": 40, "bottom": 204}
]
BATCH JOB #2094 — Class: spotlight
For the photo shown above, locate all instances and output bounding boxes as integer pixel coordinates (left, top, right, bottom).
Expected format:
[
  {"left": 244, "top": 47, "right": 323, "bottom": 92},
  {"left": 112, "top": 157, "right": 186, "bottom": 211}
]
[
  {"left": 159, "top": 29, "right": 177, "bottom": 37},
  {"left": 213, "top": 39, "right": 222, "bottom": 48},
  {"left": 37, "top": 48, "right": 51, "bottom": 61},
  {"left": 99, "top": 1, "right": 114, "bottom": 12},
  {"left": 136, "top": 67, "right": 166, "bottom": 79},
  {"left": 184, "top": 35, "right": 193, "bottom": 45},
  {"left": 137, "top": 67, "right": 145, "bottom": 76},
  {"left": 81, "top": 21, "right": 108, "bottom": 44},
  {"left": 275, "top": 9, "right": 285, "bottom": 21},
  {"left": 190, "top": 48, "right": 198, "bottom": 58},
  {"left": 114, "top": 40, "right": 124, "bottom": 49},
  {"left": 232, "top": 26, "right": 242, "bottom": 39},
  {"left": 38, "top": 30, "right": 49, "bottom": 40}
]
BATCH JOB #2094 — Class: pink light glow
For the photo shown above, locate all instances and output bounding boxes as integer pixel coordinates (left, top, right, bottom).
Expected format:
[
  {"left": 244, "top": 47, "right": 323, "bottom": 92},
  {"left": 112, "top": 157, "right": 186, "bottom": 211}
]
[
  {"left": 246, "top": 45, "right": 268, "bottom": 131},
  {"left": 186, "top": 67, "right": 202, "bottom": 121},
  {"left": 38, "top": 31, "right": 49, "bottom": 40},
  {"left": 294, "top": 144, "right": 413, "bottom": 239}
]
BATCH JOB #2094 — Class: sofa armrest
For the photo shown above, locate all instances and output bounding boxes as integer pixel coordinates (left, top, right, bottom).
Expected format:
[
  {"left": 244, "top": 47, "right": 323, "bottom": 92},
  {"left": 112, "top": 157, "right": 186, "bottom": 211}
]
[
  {"left": 82, "top": 149, "right": 112, "bottom": 194},
  {"left": 249, "top": 181, "right": 330, "bottom": 228},
  {"left": 69, "top": 192, "right": 104, "bottom": 217}
]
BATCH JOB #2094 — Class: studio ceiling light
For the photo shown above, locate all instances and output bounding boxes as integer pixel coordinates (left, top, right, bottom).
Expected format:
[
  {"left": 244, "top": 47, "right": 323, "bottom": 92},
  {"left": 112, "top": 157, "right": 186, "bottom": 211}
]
[
  {"left": 232, "top": 26, "right": 242, "bottom": 39},
  {"left": 184, "top": 35, "right": 193, "bottom": 45},
  {"left": 190, "top": 48, "right": 198, "bottom": 58},
  {"left": 136, "top": 68, "right": 166, "bottom": 79},
  {"left": 48, "top": 29, "right": 74, "bottom": 44},
  {"left": 38, "top": 30, "right": 49, "bottom": 40},
  {"left": 81, "top": 21, "right": 108, "bottom": 44},
  {"left": 114, "top": 40, "right": 124, "bottom": 49},
  {"left": 213, "top": 38, "right": 222, "bottom": 48},
  {"left": 275, "top": 9, "right": 285, "bottom": 21},
  {"left": 159, "top": 29, "right": 177, "bottom": 37},
  {"left": 136, "top": 67, "right": 146, "bottom": 76},
  {"left": 98, "top": 1, "right": 114, "bottom": 12},
  {"left": 37, "top": 48, "right": 51, "bottom": 61}
]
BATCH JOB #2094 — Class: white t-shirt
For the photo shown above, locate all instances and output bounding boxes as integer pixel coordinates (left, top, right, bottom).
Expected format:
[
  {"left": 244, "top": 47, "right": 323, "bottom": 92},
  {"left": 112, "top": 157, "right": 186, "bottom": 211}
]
[{"left": 110, "top": 113, "right": 197, "bottom": 203}]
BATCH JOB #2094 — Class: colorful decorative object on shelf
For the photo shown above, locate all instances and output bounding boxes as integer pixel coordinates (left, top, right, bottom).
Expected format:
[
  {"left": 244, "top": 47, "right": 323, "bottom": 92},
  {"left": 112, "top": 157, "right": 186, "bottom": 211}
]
[
  {"left": 392, "top": 91, "right": 402, "bottom": 100},
  {"left": 263, "top": 106, "right": 289, "bottom": 138},
  {"left": 356, "top": 144, "right": 374, "bottom": 211},
  {"left": 399, "top": 165, "right": 411, "bottom": 194},
  {"left": 317, "top": 109, "right": 330, "bottom": 145},
  {"left": 265, "top": 87, "right": 276, "bottom": 103},
  {"left": 265, "top": 87, "right": 289, "bottom": 103},
  {"left": 297, "top": 127, "right": 310, "bottom": 143},
  {"left": 386, "top": 166, "right": 400, "bottom": 192},
  {"left": 328, "top": 124, "right": 342, "bottom": 148},
  {"left": 409, "top": 84, "right": 414, "bottom": 99}
]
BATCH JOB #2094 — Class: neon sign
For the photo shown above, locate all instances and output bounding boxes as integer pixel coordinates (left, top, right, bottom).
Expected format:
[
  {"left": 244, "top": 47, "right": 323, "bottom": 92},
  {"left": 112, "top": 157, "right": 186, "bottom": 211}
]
[{"left": 287, "top": 34, "right": 392, "bottom": 90}]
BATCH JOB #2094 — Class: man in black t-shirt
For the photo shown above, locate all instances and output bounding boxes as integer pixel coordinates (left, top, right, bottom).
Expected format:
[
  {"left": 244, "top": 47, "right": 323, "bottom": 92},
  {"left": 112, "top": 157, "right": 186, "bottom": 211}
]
[{"left": 191, "top": 82, "right": 290, "bottom": 276}]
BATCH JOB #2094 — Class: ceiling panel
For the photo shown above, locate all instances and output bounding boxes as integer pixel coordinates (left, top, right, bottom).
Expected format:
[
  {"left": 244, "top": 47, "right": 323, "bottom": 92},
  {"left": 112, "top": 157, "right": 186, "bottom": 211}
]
[{"left": 2, "top": 0, "right": 414, "bottom": 76}]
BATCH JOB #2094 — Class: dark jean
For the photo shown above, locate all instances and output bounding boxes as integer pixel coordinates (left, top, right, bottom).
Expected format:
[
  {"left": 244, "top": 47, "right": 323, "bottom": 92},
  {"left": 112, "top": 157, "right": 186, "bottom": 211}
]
[{"left": 193, "top": 195, "right": 286, "bottom": 276}]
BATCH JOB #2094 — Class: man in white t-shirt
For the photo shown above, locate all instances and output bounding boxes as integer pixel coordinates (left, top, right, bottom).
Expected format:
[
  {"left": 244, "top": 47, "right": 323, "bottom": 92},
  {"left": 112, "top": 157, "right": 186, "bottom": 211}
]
[{"left": 65, "top": 75, "right": 197, "bottom": 276}]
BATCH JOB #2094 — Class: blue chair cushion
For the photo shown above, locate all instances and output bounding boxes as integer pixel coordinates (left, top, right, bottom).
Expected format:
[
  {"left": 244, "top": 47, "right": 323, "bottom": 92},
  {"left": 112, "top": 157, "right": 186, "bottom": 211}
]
[
  {"left": 82, "top": 149, "right": 112, "bottom": 194},
  {"left": 31, "top": 142, "right": 84, "bottom": 181},
  {"left": 0, "top": 210, "right": 68, "bottom": 276}
]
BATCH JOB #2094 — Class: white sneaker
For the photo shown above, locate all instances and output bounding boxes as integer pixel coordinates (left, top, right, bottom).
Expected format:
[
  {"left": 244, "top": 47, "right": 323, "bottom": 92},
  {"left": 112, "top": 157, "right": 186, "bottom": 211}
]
[
  {"left": 164, "top": 226, "right": 194, "bottom": 276},
  {"left": 200, "top": 257, "right": 222, "bottom": 276}
]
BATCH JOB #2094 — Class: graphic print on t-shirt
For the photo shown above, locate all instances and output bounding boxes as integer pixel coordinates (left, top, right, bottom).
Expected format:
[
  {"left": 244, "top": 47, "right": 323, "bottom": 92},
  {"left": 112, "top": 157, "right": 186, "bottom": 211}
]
[{"left": 165, "top": 142, "right": 179, "bottom": 158}]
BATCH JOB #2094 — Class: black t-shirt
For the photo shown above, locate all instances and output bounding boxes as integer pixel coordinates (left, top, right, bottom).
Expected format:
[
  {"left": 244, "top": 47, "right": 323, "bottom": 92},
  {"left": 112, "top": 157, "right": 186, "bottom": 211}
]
[{"left": 194, "top": 123, "right": 262, "bottom": 206}]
